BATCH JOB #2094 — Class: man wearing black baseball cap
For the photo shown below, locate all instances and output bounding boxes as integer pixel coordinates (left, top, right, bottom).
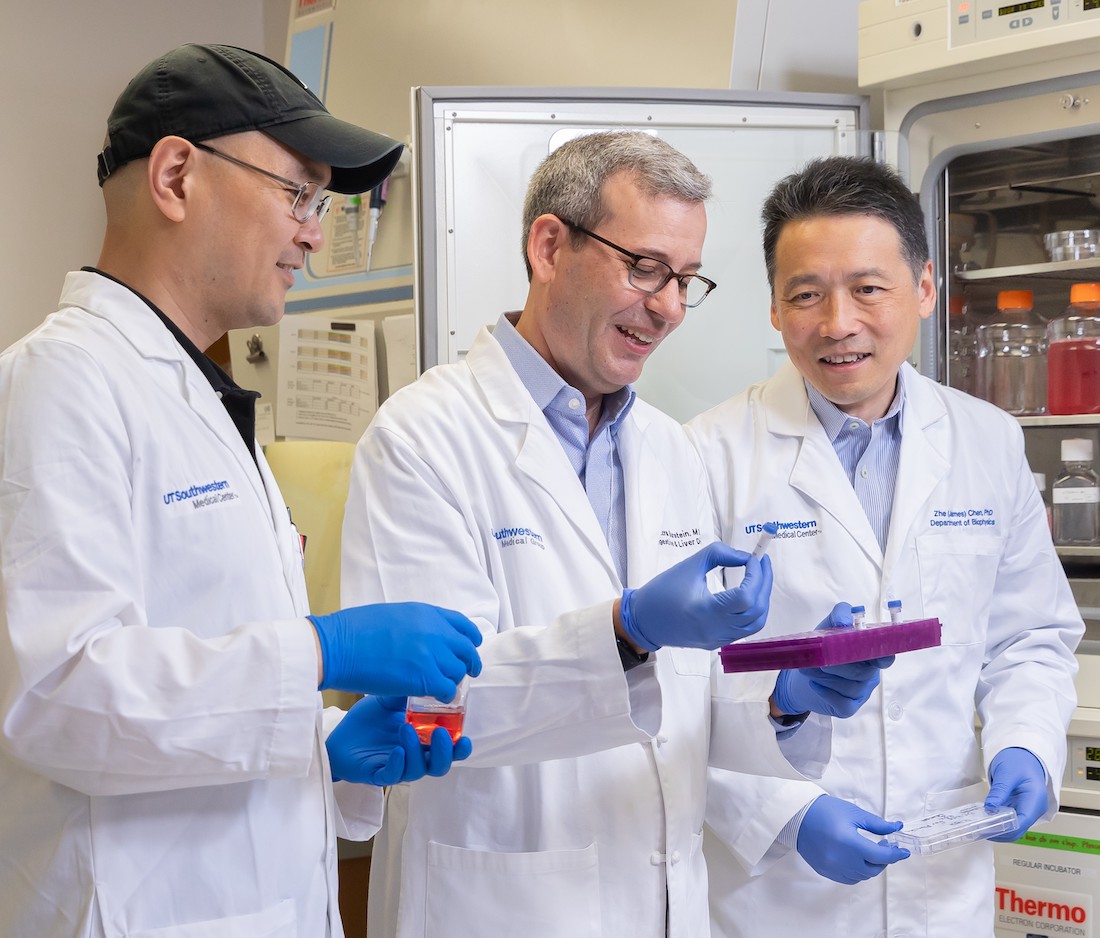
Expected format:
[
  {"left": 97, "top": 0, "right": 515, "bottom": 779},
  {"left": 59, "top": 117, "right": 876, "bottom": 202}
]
[{"left": 0, "top": 44, "right": 482, "bottom": 938}]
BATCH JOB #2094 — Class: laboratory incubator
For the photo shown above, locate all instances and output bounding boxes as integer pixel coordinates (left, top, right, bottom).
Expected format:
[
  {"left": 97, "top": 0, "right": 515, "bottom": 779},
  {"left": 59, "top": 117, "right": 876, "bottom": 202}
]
[{"left": 859, "top": 1, "right": 1100, "bottom": 931}]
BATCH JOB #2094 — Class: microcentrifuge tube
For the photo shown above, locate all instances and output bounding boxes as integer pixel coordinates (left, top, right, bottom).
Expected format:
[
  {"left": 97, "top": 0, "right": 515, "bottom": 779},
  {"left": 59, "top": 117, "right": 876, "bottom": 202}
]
[
  {"left": 850, "top": 605, "right": 866, "bottom": 629},
  {"left": 751, "top": 522, "right": 778, "bottom": 559},
  {"left": 888, "top": 599, "right": 903, "bottom": 625}
]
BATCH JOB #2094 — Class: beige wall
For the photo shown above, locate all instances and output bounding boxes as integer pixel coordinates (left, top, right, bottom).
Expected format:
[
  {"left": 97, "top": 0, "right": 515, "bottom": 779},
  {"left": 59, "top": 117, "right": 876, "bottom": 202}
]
[{"left": 0, "top": 0, "right": 288, "bottom": 351}]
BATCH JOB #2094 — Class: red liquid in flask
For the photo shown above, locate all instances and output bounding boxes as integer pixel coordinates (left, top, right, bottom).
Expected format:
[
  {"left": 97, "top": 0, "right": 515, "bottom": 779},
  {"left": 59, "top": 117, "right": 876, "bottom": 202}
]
[
  {"left": 1049, "top": 338, "right": 1100, "bottom": 414},
  {"left": 406, "top": 709, "right": 465, "bottom": 744}
]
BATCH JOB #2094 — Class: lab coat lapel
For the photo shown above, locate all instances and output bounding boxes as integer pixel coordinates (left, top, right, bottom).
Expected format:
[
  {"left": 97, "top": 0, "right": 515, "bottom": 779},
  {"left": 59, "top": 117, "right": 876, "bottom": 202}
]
[
  {"left": 884, "top": 364, "right": 950, "bottom": 573},
  {"left": 466, "top": 330, "right": 620, "bottom": 585},
  {"left": 75, "top": 273, "right": 274, "bottom": 523},
  {"left": 767, "top": 363, "right": 883, "bottom": 567},
  {"left": 618, "top": 405, "right": 670, "bottom": 587}
]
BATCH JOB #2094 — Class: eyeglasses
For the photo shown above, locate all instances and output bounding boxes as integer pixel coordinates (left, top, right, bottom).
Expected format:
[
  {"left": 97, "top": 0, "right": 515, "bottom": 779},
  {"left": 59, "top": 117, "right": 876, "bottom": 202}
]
[
  {"left": 559, "top": 219, "right": 717, "bottom": 308},
  {"left": 193, "top": 143, "right": 332, "bottom": 224}
]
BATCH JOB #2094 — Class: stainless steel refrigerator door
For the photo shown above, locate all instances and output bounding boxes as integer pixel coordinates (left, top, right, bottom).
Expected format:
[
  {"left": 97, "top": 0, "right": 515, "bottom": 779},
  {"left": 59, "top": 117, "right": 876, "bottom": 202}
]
[{"left": 414, "top": 87, "right": 869, "bottom": 422}]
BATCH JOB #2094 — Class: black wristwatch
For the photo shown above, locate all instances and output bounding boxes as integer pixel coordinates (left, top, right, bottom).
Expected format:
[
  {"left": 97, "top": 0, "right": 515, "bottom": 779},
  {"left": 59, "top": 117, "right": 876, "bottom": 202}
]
[{"left": 616, "top": 635, "right": 650, "bottom": 672}]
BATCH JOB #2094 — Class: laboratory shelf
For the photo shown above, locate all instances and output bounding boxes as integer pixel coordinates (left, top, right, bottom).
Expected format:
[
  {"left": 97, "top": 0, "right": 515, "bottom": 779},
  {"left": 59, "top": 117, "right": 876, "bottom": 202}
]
[
  {"left": 1017, "top": 413, "right": 1100, "bottom": 428},
  {"left": 955, "top": 258, "right": 1100, "bottom": 283}
]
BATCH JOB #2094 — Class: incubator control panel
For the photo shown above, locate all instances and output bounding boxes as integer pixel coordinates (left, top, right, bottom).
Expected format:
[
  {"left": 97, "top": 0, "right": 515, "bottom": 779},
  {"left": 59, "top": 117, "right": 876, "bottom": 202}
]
[
  {"left": 951, "top": 0, "right": 1100, "bottom": 45},
  {"left": 1063, "top": 735, "right": 1100, "bottom": 800}
]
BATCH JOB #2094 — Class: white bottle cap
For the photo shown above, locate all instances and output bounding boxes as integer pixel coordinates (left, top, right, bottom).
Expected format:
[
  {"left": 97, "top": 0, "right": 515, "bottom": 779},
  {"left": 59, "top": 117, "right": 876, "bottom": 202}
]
[
  {"left": 1062, "top": 438, "right": 1094, "bottom": 462},
  {"left": 1033, "top": 472, "right": 1046, "bottom": 490}
]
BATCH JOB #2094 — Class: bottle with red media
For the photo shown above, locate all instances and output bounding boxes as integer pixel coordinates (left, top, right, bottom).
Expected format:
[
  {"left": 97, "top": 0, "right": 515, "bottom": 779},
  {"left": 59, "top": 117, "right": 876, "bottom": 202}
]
[{"left": 1047, "top": 282, "right": 1100, "bottom": 415}]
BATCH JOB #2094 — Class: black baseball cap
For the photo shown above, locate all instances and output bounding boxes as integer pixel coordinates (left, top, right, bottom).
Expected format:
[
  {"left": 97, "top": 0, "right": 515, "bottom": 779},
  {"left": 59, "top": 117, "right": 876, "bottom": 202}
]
[{"left": 97, "top": 43, "right": 403, "bottom": 194}]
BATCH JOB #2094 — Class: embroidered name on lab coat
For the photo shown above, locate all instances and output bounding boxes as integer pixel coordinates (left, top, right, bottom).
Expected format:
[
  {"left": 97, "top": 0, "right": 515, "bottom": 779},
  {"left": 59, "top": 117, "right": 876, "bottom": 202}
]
[{"left": 929, "top": 507, "right": 996, "bottom": 528}]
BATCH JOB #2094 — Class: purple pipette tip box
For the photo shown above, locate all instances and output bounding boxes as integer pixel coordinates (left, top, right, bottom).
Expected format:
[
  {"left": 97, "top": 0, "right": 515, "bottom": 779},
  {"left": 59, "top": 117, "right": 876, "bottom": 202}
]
[{"left": 719, "top": 618, "right": 942, "bottom": 672}]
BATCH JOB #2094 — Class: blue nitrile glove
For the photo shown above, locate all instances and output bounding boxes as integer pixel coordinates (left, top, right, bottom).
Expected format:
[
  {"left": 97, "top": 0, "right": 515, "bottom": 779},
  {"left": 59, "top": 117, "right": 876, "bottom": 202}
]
[
  {"left": 310, "top": 602, "right": 482, "bottom": 699},
  {"left": 326, "top": 695, "right": 473, "bottom": 786},
  {"left": 796, "top": 795, "right": 909, "bottom": 885},
  {"left": 772, "top": 603, "right": 895, "bottom": 718},
  {"left": 619, "top": 542, "right": 772, "bottom": 651},
  {"left": 985, "top": 747, "right": 1048, "bottom": 841}
]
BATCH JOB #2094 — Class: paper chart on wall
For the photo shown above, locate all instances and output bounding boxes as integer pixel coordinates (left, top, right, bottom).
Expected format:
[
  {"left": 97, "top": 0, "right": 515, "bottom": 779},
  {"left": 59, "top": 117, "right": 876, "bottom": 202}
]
[{"left": 276, "top": 314, "right": 378, "bottom": 443}]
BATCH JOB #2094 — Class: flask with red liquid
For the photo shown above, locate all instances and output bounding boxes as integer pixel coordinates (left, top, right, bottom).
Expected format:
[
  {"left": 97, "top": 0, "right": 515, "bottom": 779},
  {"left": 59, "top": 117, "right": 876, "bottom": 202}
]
[{"left": 1047, "top": 282, "right": 1100, "bottom": 415}]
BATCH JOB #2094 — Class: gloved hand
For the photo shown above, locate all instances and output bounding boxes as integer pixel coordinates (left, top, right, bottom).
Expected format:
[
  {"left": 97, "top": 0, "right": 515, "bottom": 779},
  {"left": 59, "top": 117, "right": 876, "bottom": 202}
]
[
  {"left": 619, "top": 542, "right": 772, "bottom": 651},
  {"left": 772, "top": 603, "right": 895, "bottom": 718},
  {"left": 796, "top": 795, "right": 909, "bottom": 885},
  {"left": 326, "top": 695, "right": 473, "bottom": 786},
  {"left": 310, "top": 602, "right": 482, "bottom": 699},
  {"left": 985, "top": 747, "right": 1048, "bottom": 841}
]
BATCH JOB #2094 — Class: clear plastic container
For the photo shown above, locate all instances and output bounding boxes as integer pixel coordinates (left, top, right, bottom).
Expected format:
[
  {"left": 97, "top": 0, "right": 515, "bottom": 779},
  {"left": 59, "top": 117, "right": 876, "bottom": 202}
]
[
  {"left": 886, "top": 802, "right": 1019, "bottom": 855},
  {"left": 406, "top": 676, "right": 470, "bottom": 744},
  {"left": 975, "top": 321, "right": 1048, "bottom": 415},
  {"left": 1044, "top": 229, "right": 1100, "bottom": 262},
  {"left": 1047, "top": 282, "right": 1100, "bottom": 415},
  {"left": 1052, "top": 437, "right": 1100, "bottom": 546}
]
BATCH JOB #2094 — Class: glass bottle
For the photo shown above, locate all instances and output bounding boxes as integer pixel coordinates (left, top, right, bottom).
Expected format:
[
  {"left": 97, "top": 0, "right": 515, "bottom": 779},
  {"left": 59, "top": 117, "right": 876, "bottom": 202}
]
[
  {"left": 1052, "top": 438, "right": 1100, "bottom": 546},
  {"left": 1047, "top": 282, "right": 1100, "bottom": 415},
  {"left": 976, "top": 290, "right": 1048, "bottom": 415}
]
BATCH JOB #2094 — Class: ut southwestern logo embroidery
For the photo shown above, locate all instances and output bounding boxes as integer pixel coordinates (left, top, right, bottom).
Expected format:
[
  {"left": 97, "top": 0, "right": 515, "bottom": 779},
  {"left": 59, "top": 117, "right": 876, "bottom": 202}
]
[
  {"left": 744, "top": 519, "right": 819, "bottom": 540},
  {"left": 493, "top": 525, "right": 546, "bottom": 551},
  {"left": 162, "top": 479, "right": 239, "bottom": 509}
]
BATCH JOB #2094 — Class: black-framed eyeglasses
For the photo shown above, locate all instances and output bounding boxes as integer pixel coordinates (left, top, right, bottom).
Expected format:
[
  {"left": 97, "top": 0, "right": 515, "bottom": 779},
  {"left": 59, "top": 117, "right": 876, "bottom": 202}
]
[
  {"left": 559, "top": 218, "right": 717, "bottom": 308},
  {"left": 193, "top": 143, "right": 332, "bottom": 224}
]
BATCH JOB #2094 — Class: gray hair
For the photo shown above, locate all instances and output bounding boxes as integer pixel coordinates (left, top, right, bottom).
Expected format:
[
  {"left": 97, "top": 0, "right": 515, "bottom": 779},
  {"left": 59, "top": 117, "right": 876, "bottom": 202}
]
[
  {"left": 761, "top": 155, "right": 929, "bottom": 291},
  {"left": 521, "top": 131, "right": 712, "bottom": 279}
]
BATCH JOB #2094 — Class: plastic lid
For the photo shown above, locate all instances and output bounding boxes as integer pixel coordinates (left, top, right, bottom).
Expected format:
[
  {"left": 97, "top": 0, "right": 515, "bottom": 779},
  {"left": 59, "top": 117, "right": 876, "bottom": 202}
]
[
  {"left": 1062, "top": 438, "right": 1094, "bottom": 462},
  {"left": 1071, "top": 282, "right": 1100, "bottom": 304},
  {"left": 886, "top": 802, "right": 1019, "bottom": 855},
  {"left": 887, "top": 600, "right": 902, "bottom": 609},
  {"left": 1033, "top": 471, "right": 1046, "bottom": 490},
  {"left": 997, "top": 289, "right": 1033, "bottom": 310},
  {"left": 850, "top": 605, "right": 866, "bottom": 613}
]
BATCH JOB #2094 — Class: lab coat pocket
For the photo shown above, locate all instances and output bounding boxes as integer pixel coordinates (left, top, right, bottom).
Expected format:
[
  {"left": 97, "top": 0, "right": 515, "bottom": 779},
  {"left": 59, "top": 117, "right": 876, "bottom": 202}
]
[
  {"left": 667, "top": 646, "right": 712, "bottom": 677},
  {"left": 424, "top": 840, "right": 600, "bottom": 938},
  {"left": 923, "top": 779, "right": 987, "bottom": 814},
  {"left": 915, "top": 533, "right": 1003, "bottom": 644},
  {"left": 128, "top": 898, "right": 296, "bottom": 937}
]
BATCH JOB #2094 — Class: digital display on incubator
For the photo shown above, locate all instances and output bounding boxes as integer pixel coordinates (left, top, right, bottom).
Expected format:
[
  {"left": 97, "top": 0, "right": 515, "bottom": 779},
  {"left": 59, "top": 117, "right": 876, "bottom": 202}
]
[
  {"left": 1088, "top": 767, "right": 1100, "bottom": 782},
  {"left": 1086, "top": 0, "right": 1100, "bottom": 10},
  {"left": 1087, "top": 746, "right": 1100, "bottom": 762},
  {"left": 998, "top": 0, "right": 1044, "bottom": 13}
]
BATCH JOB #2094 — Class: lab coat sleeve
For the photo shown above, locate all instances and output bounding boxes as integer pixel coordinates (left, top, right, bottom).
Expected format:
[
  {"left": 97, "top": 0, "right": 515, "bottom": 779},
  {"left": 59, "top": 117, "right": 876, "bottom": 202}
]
[
  {"left": 975, "top": 419, "right": 1083, "bottom": 818},
  {"left": 342, "top": 425, "right": 652, "bottom": 769},
  {"left": 0, "top": 339, "right": 320, "bottom": 795},
  {"left": 321, "top": 706, "right": 385, "bottom": 840}
]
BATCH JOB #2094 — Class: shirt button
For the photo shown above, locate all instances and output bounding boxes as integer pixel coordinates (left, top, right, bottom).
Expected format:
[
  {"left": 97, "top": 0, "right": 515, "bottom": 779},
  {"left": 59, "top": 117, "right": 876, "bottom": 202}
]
[
  {"left": 888, "top": 701, "right": 903, "bottom": 721},
  {"left": 656, "top": 734, "right": 669, "bottom": 746},
  {"left": 860, "top": 467, "right": 869, "bottom": 478},
  {"left": 849, "top": 421, "right": 859, "bottom": 430},
  {"left": 671, "top": 850, "right": 682, "bottom": 864},
  {"left": 568, "top": 398, "right": 582, "bottom": 410},
  {"left": 650, "top": 852, "right": 663, "bottom": 865}
]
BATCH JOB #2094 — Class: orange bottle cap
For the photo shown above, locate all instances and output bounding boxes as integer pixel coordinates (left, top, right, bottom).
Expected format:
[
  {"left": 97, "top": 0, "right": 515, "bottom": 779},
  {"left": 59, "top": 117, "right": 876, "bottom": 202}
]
[
  {"left": 997, "top": 289, "right": 1033, "bottom": 309},
  {"left": 949, "top": 295, "right": 965, "bottom": 316},
  {"left": 1070, "top": 282, "right": 1100, "bottom": 303}
]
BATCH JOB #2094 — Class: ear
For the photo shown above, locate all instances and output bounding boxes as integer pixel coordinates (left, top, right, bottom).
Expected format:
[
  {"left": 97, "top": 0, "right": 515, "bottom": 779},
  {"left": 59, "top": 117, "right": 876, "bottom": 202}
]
[
  {"left": 770, "top": 299, "right": 781, "bottom": 332},
  {"left": 146, "top": 136, "right": 194, "bottom": 223},
  {"left": 917, "top": 260, "right": 936, "bottom": 320},
  {"left": 527, "top": 214, "right": 571, "bottom": 285}
]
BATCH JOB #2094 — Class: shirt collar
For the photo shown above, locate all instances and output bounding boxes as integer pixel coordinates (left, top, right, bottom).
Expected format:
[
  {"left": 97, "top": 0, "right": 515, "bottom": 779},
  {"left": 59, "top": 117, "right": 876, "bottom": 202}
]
[
  {"left": 805, "top": 374, "right": 906, "bottom": 442},
  {"left": 492, "top": 311, "right": 635, "bottom": 429}
]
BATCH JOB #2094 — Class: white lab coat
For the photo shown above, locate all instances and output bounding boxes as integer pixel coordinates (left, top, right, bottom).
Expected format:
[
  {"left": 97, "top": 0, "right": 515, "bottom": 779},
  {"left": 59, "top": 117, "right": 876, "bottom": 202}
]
[
  {"left": 0, "top": 271, "right": 381, "bottom": 938},
  {"left": 686, "top": 361, "right": 1083, "bottom": 938},
  {"left": 341, "top": 326, "right": 825, "bottom": 938}
]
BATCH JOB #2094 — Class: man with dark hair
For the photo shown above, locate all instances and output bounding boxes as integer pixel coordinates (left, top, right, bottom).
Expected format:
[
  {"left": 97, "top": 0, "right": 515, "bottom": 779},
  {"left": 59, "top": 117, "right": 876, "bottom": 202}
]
[
  {"left": 688, "top": 155, "right": 1083, "bottom": 935},
  {"left": 0, "top": 44, "right": 482, "bottom": 938}
]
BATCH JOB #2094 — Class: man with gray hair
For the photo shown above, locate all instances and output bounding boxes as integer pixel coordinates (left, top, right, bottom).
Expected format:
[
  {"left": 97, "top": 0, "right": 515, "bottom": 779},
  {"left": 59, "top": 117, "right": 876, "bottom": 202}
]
[{"left": 341, "top": 133, "right": 896, "bottom": 936}]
